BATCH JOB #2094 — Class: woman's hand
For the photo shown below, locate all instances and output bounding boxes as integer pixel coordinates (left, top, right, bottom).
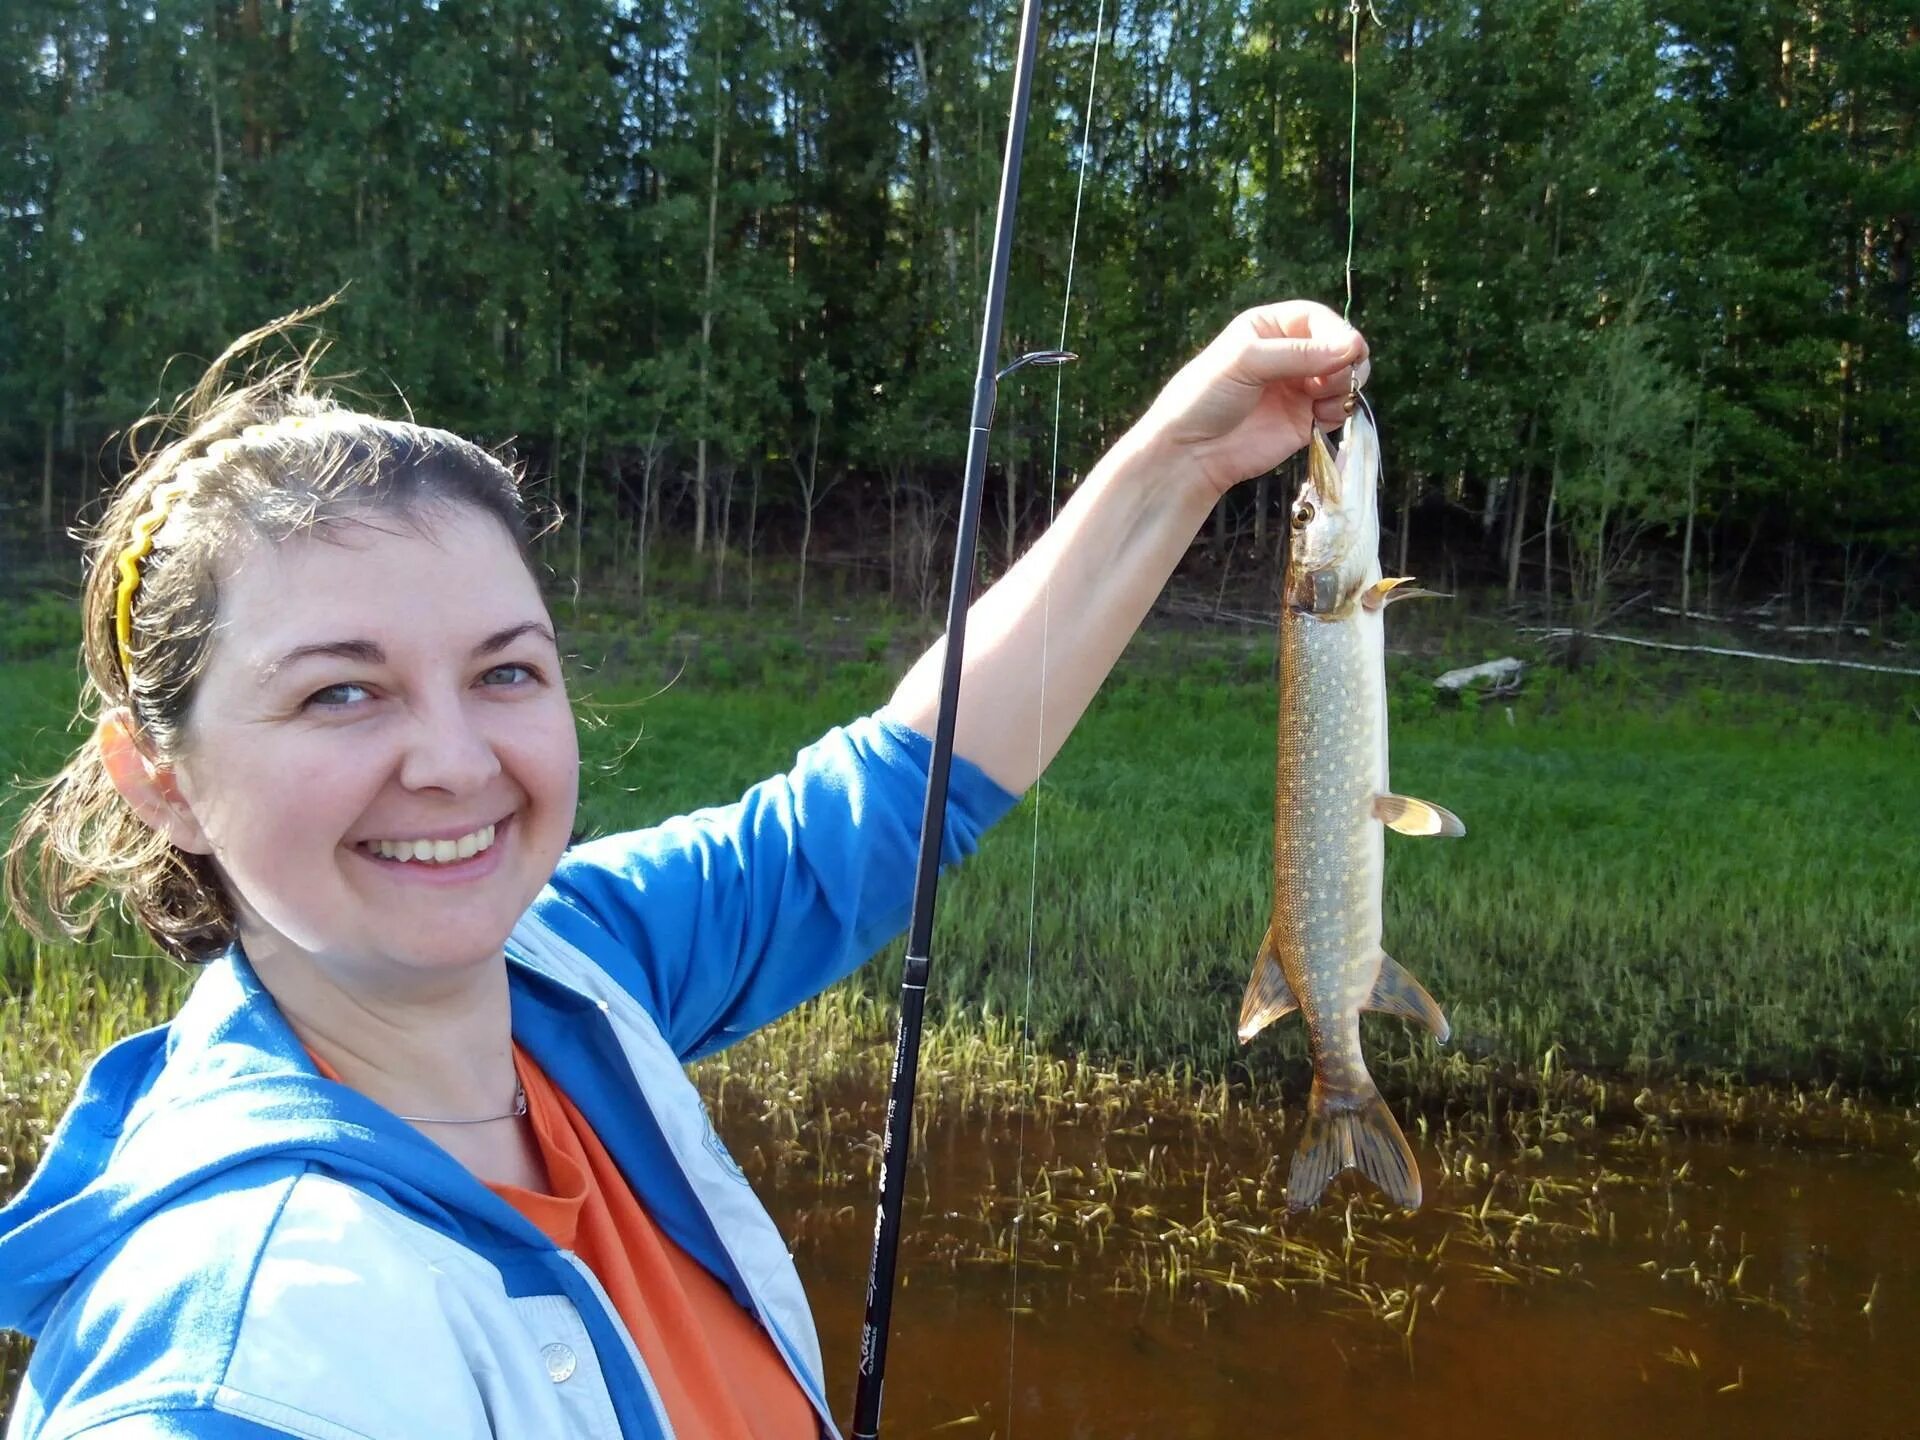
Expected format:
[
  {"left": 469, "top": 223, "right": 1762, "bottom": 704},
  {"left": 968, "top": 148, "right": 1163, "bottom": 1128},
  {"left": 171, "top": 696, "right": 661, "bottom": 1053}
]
[{"left": 1129, "top": 301, "right": 1371, "bottom": 500}]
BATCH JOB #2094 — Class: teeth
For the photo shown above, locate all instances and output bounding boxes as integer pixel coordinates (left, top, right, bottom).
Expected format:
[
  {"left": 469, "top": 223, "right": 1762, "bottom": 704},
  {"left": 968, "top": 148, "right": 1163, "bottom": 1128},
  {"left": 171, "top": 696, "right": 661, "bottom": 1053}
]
[{"left": 366, "top": 823, "right": 496, "bottom": 864}]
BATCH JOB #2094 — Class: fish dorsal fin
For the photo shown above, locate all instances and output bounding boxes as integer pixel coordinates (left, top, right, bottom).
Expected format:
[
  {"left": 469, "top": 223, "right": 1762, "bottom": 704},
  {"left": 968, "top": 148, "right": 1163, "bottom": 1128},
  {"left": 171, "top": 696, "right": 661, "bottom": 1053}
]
[
  {"left": 1236, "top": 929, "right": 1297, "bottom": 1044},
  {"left": 1362, "top": 577, "right": 1449, "bottom": 611},
  {"left": 1364, "top": 953, "right": 1450, "bottom": 1043},
  {"left": 1373, "top": 793, "right": 1466, "bottom": 837}
]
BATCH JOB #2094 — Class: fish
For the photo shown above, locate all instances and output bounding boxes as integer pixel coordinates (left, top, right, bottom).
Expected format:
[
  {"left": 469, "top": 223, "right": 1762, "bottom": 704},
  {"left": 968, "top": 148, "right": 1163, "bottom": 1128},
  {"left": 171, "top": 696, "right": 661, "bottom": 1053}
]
[{"left": 1237, "top": 402, "right": 1463, "bottom": 1212}]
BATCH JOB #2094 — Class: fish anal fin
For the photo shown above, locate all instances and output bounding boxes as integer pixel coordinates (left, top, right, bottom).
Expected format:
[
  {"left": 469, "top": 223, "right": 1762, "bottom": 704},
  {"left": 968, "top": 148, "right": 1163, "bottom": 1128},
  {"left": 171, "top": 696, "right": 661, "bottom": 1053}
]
[
  {"left": 1287, "top": 1083, "right": 1422, "bottom": 1211},
  {"left": 1364, "top": 953, "right": 1451, "bottom": 1043},
  {"left": 1362, "top": 577, "right": 1451, "bottom": 611},
  {"left": 1373, "top": 793, "right": 1466, "bottom": 838},
  {"left": 1235, "top": 929, "right": 1297, "bottom": 1044}
]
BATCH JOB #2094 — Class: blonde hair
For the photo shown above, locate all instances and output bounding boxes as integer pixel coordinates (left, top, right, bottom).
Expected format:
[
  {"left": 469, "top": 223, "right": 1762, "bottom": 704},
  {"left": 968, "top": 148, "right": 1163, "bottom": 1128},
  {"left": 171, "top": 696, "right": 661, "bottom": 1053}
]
[{"left": 3, "top": 300, "right": 555, "bottom": 965}]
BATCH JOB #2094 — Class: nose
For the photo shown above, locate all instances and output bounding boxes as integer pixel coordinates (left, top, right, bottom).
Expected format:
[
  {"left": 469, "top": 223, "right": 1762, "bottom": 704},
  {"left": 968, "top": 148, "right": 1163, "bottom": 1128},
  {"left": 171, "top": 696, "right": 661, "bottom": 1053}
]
[{"left": 396, "top": 691, "right": 503, "bottom": 796}]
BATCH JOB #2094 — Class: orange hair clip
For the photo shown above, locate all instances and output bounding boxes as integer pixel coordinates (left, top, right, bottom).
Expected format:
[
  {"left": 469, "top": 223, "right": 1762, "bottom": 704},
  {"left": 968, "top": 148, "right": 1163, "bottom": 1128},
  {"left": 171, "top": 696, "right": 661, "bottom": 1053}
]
[{"left": 114, "top": 478, "right": 197, "bottom": 679}]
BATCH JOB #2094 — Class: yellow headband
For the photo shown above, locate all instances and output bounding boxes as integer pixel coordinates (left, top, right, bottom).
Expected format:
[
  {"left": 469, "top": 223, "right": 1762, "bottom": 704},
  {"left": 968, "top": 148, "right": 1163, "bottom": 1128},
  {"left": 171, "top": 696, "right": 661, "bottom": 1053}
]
[{"left": 114, "top": 478, "right": 197, "bottom": 679}]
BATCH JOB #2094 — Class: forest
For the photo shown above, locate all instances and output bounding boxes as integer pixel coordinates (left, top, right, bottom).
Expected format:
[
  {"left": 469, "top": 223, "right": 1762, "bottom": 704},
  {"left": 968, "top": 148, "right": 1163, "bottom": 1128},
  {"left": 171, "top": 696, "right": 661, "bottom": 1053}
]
[{"left": 1, "top": 1, "right": 1914, "bottom": 628}]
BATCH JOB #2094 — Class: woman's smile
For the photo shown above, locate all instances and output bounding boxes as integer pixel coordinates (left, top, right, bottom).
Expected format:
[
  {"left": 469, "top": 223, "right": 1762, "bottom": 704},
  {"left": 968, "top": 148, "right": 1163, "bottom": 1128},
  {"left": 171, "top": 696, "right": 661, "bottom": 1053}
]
[{"left": 350, "top": 814, "right": 515, "bottom": 886}]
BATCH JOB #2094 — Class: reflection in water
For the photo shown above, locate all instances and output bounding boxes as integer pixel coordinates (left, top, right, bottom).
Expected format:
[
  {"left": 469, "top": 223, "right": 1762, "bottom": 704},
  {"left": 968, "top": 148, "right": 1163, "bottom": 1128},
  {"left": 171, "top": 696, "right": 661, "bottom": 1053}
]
[{"left": 708, "top": 1069, "right": 1920, "bottom": 1438}]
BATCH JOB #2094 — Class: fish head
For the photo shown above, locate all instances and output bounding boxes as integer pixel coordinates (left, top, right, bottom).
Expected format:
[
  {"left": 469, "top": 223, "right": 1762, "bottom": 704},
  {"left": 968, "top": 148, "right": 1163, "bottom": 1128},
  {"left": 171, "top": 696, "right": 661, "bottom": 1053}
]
[{"left": 1285, "top": 407, "right": 1381, "bottom": 617}]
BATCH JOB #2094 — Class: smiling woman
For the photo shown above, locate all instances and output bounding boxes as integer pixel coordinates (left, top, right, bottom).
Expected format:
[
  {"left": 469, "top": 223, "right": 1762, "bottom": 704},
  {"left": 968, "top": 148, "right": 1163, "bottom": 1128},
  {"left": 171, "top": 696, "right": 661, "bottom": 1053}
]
[
  {"left": 4, "top": 304, "right": 558, "bottom": 972},
  {"left": 0, "top": 291, "right": 1369, "bottom": 1439}
]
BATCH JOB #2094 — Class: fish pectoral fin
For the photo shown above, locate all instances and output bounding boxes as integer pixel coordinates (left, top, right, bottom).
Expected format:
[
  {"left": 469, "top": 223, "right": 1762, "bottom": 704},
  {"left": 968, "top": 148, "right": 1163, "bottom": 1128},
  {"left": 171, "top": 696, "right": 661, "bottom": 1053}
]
[
  {"left": 1361, "top": 577, "right": 1451, "bottom": 611},
  {"left": 1235, "top": 930, "right": 1297, "bottom": 1045},
  {"left": 1288, "top": 1082, "right": 1422, "bottom": 1211},
  {"left": 1373, "top": 793, "right": 1466, "bottom": 837},
  {"left": 1364, "top": 953, "right": 1451, "bottom": 1043}
]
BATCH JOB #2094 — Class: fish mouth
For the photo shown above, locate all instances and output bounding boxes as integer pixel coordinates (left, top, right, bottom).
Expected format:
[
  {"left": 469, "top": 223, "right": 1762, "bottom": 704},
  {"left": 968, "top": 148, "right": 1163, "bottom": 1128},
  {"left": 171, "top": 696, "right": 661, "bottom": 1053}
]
[{"left": 1284, "top": 410, "right": 1380, "bottom": 615}]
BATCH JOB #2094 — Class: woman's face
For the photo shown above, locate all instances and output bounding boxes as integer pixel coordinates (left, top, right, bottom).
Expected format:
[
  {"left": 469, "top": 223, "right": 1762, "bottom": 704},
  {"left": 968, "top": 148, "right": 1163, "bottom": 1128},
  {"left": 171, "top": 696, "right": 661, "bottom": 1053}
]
[{"left": 166, "top": 503, "right": 580, "bottom": 993}]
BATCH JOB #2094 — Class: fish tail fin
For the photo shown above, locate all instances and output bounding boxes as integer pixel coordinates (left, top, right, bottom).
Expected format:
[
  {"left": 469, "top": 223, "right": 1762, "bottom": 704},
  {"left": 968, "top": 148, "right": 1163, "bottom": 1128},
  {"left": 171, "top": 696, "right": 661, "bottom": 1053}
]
[
  {"left": 1236, "top": 927, "right": 1297, "bottom": 1044},
  {"left": 1288, "top": 1081, "right": 1422, "bottom": 1212}
]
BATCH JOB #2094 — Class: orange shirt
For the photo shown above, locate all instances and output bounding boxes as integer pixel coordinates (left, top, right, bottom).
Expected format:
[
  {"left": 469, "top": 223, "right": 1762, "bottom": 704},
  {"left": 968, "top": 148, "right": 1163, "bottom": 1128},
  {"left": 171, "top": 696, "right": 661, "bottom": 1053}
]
[{"left": 307, "top": 1046, "right": 816, "bottom": 1439}]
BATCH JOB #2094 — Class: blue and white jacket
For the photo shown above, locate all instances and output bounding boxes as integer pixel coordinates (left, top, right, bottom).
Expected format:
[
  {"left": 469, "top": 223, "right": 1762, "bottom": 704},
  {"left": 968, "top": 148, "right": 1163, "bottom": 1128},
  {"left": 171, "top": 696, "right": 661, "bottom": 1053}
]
[{"left": 0, "top": 712, "right": 1018, "bottom": 1440}]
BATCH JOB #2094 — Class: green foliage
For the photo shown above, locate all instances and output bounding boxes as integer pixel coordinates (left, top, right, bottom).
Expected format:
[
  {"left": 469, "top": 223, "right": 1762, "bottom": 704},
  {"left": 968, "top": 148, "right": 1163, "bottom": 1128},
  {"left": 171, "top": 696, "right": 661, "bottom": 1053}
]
[
  {"left": 0, "top": 1, "right": 1913, "bottom": 613},
  {"left": 0, "top": 591, "right": 80, "bottom": 662},
  {"left": 1553, "top": 281, "right": 1697, "bottom": 625}
]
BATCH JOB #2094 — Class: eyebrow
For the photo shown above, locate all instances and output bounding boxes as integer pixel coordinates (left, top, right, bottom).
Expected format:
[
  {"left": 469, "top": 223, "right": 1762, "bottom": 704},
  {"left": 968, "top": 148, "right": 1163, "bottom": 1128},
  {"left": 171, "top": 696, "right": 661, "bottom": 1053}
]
[{"left": 259, "top": 622, "right": 558, "bottom": 684}]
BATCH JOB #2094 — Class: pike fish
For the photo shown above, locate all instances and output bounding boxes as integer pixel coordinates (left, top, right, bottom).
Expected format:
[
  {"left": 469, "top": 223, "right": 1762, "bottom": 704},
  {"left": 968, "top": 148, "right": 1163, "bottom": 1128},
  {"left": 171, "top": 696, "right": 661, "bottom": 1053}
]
[{"left": 1237, "top": 404, "right": 1463, "bottom": 1212}]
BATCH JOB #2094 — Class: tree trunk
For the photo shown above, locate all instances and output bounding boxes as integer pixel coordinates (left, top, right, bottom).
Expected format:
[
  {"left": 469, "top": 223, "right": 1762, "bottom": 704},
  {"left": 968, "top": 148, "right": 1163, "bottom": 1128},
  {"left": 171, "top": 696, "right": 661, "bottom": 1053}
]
[
  {"left": 1396, "top": 477, "right": 1413, "bottom": 578},
  {"left": 796, "top": 408, "right": 822, "bottom": 620},
  {"left": 239, "top": 0, "right": 262, "bottom": 161},
  {"left": 1680, "top": 465, "right": 1697, "bottom": 619},
  {"left": 39, "top": 421, "right": 55, "bottom": 531},
  {"left": 1588, "top": 493, "right": 1612, "bottom": 632},
  {"left": 1004, "top": 453, "right": 1019, "bottom": 575},
  {"left": 694, "top": 44, "right": 725, "bottom": 557},
  {"left": 1729, "top": 518, "right": 1763, "bottom": 603},
  {"left": 547, "top": 422, "right": 563, "bottom": 568},
  {"left": 713, "top": 466, "right": 734, "bottom": 602},
  {"left": 634, "top": 459, "right": 651, "bottom": 616},
  {"left": 1505, "top": 466, "right": 1530, "bottom": 606},
  {"left": 1543, "top": 455, "right": 1559, "bottom": 621},
  {"left": 206, "top": 5, "right": 224, "bottom": 258},
  {"left": 911, "top": 35, "right": 958, "bottom": 291},
  {"left": 745, "top": 461, "right": 760, "bottom": 609},
  {"left": 887, "top": 468, "right": 899, "bottom": 603},
  {"left": 571, "top": 426, "right": 587, "bottom": 612}
]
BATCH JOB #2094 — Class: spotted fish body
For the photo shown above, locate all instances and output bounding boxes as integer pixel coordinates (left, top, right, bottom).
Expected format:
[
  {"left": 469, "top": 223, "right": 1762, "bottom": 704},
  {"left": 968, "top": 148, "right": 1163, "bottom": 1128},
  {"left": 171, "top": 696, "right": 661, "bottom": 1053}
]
[{"left": 1237, "top": 406, "right": 1462, "bottom": 1211}]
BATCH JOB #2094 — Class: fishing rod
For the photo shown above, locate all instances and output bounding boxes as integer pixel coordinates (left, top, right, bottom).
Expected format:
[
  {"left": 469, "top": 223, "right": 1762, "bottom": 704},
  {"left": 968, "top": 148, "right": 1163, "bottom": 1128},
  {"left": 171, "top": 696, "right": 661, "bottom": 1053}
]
[{"left": 850, "top": 1, "right": 1070, "bottom": 1434}]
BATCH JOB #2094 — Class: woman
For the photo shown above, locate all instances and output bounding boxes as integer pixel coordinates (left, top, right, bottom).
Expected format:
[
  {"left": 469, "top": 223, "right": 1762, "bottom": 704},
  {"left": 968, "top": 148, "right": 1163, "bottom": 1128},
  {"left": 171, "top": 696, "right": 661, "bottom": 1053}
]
[{"left": 0, "top": 299, "right": 1368, "bottom": 1438}]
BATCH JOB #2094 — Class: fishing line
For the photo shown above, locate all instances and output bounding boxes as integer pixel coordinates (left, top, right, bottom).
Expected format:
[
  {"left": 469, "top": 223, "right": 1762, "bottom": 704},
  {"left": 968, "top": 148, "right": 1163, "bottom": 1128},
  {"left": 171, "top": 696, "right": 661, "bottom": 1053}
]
[
  {"left": 1006, "top": 2, "right": 1105, "bottom": 1431},
  {"left": 1342, "top": 0, "right": 1379, "bottom": 323}
]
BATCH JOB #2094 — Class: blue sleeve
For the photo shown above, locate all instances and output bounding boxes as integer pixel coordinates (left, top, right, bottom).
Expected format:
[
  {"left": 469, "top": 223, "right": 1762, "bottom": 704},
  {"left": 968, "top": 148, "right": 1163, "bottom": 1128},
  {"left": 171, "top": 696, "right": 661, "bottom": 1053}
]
[
  {"left": 528, "top": 709, "right": 1022, "bottom": 1059},
  {"left": 67, "top": 1413, "right": 318, "bottom": 1439}
]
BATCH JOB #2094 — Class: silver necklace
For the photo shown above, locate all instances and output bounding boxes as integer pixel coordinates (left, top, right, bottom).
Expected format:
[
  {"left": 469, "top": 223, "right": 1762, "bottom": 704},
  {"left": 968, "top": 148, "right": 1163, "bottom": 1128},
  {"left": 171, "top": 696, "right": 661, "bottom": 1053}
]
[{"left": 396, "top": 1081, "right": 528, "bottom": 1126}]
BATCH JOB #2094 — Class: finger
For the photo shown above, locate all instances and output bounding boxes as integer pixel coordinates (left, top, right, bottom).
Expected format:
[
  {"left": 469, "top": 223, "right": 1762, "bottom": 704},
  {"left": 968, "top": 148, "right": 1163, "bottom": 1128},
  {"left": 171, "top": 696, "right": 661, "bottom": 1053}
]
[
  {"left": 1239, "top": 300, "right": 1345, "bottom": 342},
  {"left": 1236, "top": 335, "right": 1363, "bottom": 384},
  {"left": 1298, "top": 355, "right": 1373, "bottom": 400}
]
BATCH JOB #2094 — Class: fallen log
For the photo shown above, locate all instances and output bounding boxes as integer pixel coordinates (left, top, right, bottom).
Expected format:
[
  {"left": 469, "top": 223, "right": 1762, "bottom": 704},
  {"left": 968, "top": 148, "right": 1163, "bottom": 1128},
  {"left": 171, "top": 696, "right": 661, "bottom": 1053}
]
[
  {"left": 1649, "top": 605, "right": 1873, "bottom": 639},
  {"left": 1521, "top": 628, "right": 1920, "bottom": 678},
  {"left": 1434, "top": 657, "right": 1527, "bottom": 692}
]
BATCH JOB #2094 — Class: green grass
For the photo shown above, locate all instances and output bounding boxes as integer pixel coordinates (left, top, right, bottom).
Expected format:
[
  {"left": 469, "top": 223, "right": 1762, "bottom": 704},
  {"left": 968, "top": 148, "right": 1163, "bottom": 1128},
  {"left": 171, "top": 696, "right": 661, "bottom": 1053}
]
[{"left": 3, "top": 588, "right": 1917, "bottom": 1165}]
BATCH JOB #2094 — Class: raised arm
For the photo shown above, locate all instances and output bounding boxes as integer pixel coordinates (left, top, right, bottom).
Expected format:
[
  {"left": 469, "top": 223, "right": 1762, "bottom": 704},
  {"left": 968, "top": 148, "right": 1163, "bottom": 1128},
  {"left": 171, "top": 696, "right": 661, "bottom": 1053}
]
[{"left": 886, "top": 300, "right": 1370, "bottom": 793}]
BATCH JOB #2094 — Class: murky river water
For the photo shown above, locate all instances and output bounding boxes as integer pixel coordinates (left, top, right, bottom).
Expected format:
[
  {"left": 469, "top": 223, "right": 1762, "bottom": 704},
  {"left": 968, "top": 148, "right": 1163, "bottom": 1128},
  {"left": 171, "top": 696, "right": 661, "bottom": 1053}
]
[{"left": 710, "top": 1069, "right": 1920, "bottom": 1438}]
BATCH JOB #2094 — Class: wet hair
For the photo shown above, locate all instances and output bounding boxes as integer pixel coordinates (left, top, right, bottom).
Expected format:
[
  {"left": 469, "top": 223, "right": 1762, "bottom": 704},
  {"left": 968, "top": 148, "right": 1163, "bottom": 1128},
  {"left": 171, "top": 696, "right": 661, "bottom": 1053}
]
[{"left": 3, "top": 299, "right": 557, "bottom": 966}]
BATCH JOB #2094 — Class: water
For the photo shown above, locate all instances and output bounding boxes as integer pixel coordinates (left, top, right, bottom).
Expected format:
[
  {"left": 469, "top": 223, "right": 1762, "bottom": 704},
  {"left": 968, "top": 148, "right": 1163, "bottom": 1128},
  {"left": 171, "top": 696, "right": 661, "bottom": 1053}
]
[
  {"left": 712, "top": 1073, "right": 1920, "bottom": 1438},
  {"left": 4, "top": 1062, "right": 1913, "bottom": 1434}
]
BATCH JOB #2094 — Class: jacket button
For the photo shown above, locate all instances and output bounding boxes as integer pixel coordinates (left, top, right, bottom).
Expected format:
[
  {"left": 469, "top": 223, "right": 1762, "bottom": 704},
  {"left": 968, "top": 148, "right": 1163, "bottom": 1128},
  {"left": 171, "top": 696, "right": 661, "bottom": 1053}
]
[{"left": 542, "top": 1343, "right": 578, "bottom": 1383}]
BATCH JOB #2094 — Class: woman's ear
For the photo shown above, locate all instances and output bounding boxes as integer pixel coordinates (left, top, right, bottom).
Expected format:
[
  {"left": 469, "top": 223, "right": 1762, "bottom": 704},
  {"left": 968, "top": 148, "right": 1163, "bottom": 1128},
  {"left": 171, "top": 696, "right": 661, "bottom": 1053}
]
[{"left": 94, "top": 708, "right": 215, "bottom": 856}]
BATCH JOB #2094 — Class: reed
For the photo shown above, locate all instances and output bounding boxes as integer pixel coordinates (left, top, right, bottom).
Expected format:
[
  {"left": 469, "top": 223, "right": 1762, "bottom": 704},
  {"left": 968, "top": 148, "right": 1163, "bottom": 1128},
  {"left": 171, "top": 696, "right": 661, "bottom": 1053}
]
[{"left": 3, "top": 595, "right": 1916, "bottom": 1194}]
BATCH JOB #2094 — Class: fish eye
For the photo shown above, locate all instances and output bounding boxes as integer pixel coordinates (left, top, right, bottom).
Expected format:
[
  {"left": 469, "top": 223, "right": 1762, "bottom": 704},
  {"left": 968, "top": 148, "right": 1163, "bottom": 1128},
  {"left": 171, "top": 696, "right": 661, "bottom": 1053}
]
[{"left": 1291, "top": 501, "right": 1316, "bottom": 529}]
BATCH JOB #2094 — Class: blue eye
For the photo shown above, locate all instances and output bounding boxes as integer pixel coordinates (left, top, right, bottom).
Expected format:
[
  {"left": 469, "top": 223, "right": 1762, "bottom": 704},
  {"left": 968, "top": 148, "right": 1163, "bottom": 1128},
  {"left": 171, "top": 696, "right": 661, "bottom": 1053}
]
[
  {"left": 304, "top": 682, "right": 371, "bottom": 710},
  {"left": 484, "top": 663, "right": 540, "bottom": 688}
]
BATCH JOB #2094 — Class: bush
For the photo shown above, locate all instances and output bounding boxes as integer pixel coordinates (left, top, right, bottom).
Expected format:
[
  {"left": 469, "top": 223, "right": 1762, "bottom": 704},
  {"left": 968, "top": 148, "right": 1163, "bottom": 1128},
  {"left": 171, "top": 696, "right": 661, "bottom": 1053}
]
[{"left": 0, "top": 591, "right": 80, "bottom": 662}]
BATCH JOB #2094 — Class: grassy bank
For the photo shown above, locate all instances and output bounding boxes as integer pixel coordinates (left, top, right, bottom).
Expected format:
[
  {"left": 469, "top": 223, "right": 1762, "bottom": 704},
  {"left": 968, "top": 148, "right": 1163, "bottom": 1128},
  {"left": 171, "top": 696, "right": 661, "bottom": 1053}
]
[{"left": 2, "top": 589, "right": 1917, "bottom": 1179}]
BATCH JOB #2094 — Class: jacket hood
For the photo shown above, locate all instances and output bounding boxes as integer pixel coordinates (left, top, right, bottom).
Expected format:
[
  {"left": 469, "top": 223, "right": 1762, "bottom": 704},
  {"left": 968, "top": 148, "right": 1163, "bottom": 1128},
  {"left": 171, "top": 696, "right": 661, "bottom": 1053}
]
[{"left": 0, "top": 947, "right": 543, "bottom": 1338}]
